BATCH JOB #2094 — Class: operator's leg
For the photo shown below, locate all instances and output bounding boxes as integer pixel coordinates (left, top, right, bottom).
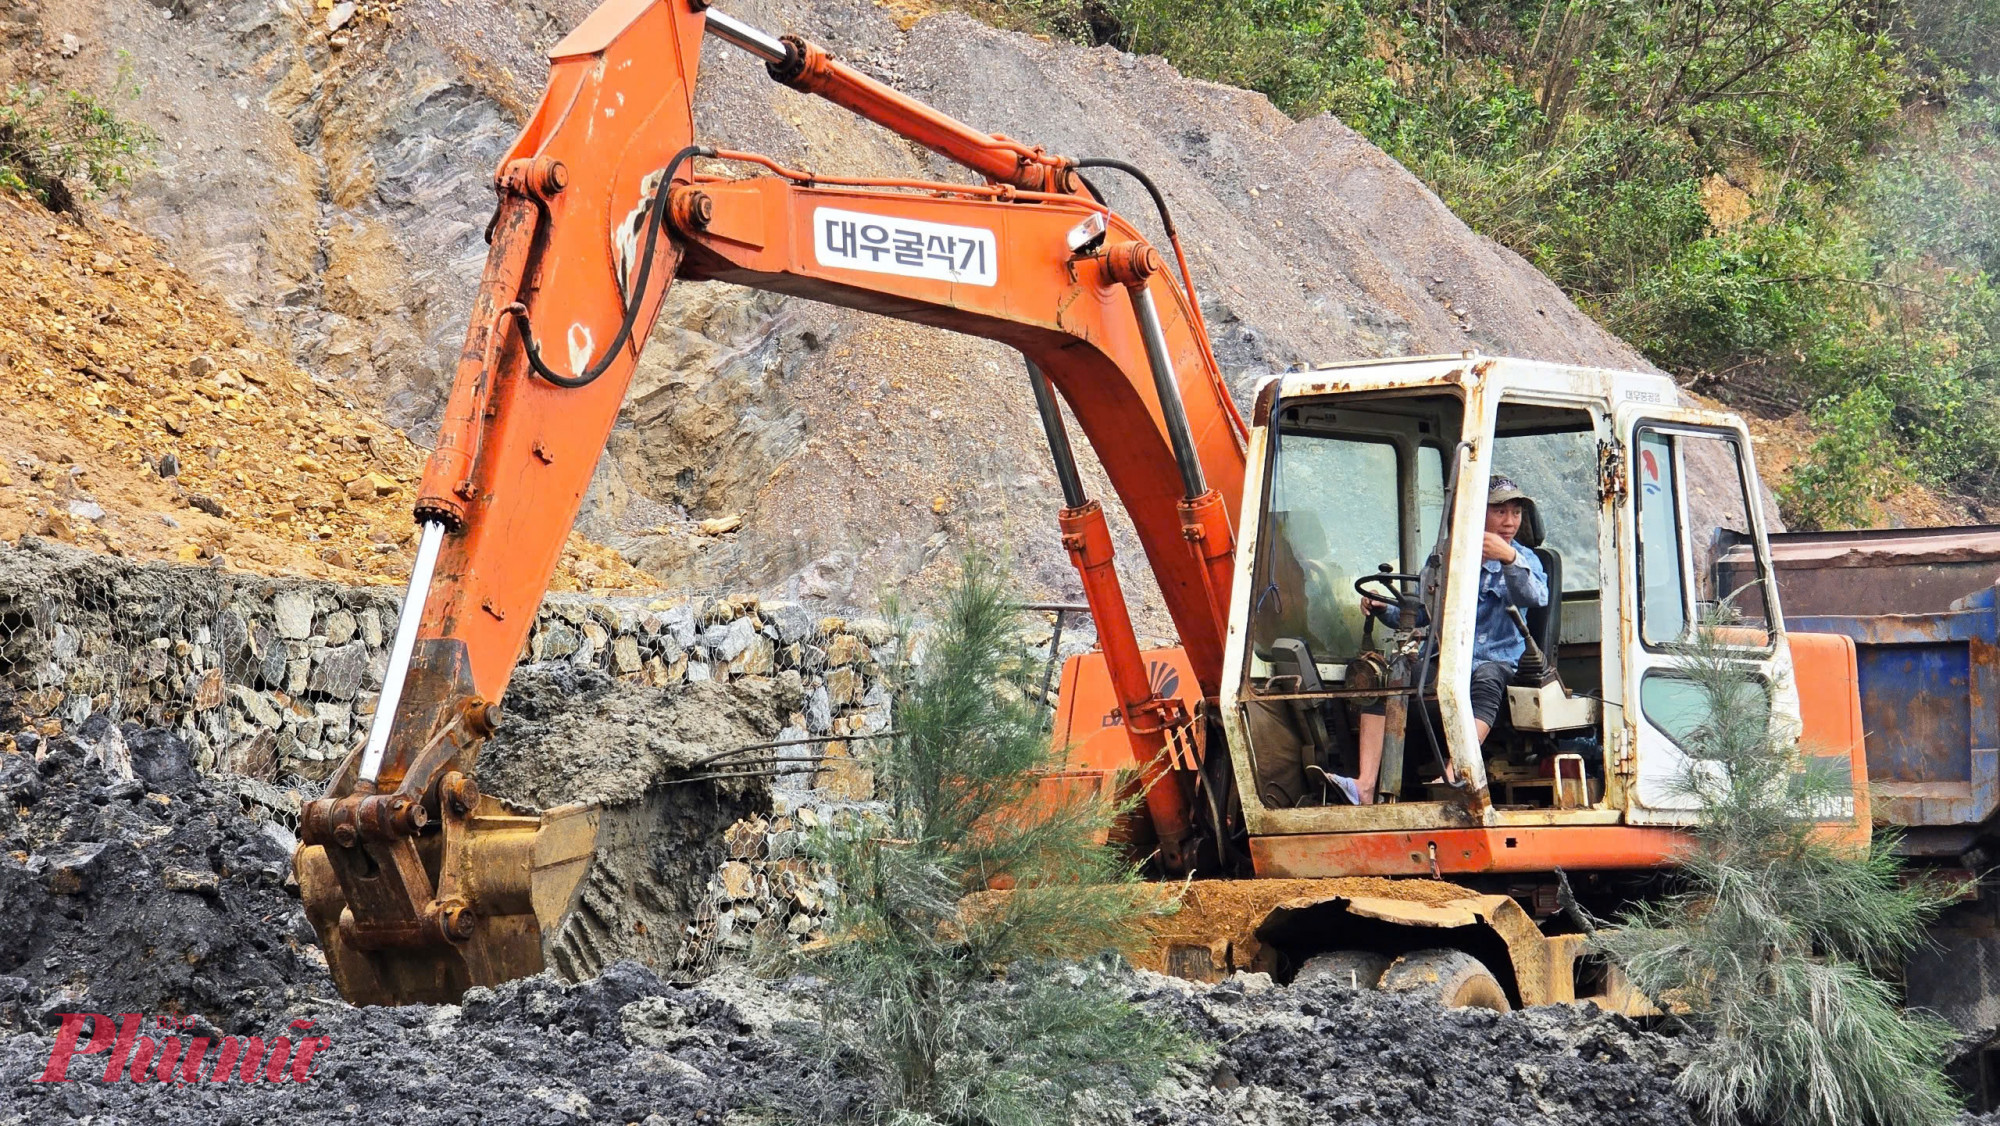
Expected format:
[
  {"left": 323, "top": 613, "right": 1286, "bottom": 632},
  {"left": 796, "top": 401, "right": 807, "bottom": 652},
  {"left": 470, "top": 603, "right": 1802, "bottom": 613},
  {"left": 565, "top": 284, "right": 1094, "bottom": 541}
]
[
  {"left": 1469, "top": 662, "right": 1510, "bottom": 746},
  {"left": 1356, "top": 711, "right": 1383, "bottom": 804}
]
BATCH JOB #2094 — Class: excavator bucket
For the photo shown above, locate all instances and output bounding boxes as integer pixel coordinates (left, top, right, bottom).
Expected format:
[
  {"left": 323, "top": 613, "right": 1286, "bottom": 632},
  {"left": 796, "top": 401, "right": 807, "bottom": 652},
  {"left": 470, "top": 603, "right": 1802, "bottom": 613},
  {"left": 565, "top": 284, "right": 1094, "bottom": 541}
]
[
  {"left": 296, "top": 784, "right": 721, "bottom": 1006},
  {"left": 295, "top": 793, "right": 602, "bottom": 1006}
]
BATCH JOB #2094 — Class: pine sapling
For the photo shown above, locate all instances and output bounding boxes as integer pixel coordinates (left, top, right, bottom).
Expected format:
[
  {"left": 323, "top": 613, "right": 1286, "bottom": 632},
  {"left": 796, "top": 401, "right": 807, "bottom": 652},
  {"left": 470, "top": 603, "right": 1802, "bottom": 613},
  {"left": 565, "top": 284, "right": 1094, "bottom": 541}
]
[
  {"left": 1596, "top": 620, "right": 1963, "bottom": 1126},
  {"left": 804, "top": 554, "right": 1201, "bottom": 1126}
]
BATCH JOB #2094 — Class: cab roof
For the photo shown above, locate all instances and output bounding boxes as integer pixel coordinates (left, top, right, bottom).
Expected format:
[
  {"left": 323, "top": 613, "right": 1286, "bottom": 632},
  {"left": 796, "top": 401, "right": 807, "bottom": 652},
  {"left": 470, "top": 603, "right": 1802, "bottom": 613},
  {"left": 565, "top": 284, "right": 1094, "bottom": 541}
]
[{"left": 1249, "top": 354, "right": 1681, "bottom": 421}]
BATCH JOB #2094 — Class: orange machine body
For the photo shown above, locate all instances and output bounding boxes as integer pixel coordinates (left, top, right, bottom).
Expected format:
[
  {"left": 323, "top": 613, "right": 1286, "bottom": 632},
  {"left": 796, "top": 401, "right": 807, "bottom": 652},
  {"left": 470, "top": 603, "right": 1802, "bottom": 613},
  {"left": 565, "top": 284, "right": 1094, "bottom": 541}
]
[
  {"left": 305, "top": 0, "right": 1252, "bottom": 992},
  {"left": 299, "top": 0, "right": 1882, "bottom": 1006},
  {"left": 1050, "top": 632, "right": 1871, "bottom": 879},
  {"left": 391, "top": 0, "right": 1250, "bottom": 803}
]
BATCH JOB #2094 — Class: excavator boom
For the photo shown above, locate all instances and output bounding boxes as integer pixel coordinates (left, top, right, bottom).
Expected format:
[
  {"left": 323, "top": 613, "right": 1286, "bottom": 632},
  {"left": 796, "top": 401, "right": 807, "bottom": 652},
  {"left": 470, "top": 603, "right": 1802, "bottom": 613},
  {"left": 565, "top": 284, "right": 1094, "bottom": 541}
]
[{"left": 295, "top": 0, "right": 1246, "bottom": 1004}]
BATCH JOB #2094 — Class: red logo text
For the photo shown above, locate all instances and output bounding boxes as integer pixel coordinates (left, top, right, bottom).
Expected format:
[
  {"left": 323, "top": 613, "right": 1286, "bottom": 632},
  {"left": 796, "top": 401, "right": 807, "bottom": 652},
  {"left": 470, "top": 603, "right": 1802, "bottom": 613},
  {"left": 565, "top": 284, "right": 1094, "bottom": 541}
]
[{"left": 36, "top": 1013, "right": 331, "bottom": 1084}]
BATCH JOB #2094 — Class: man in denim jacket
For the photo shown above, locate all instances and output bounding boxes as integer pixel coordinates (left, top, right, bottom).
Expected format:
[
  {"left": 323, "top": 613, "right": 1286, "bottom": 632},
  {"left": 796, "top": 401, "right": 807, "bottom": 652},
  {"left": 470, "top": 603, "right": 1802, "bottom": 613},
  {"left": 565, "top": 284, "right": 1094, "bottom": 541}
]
[{"left": 1348, "top": 474, "right": 1549, "bottom": 801}]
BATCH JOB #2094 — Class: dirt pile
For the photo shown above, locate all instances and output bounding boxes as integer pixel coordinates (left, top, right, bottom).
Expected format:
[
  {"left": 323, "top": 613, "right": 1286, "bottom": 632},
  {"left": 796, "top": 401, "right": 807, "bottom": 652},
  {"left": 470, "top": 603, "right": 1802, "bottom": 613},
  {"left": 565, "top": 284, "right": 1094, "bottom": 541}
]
[
  {"left": 4, "top": 895, "right": 1702, "bottom": 1126},
  {"left": 478, "top": 662, "right": 796, "bottom": 808},
  {"left": 0, "top": 703, "right": 1700, "bottom": 1124},
  {"left": 1130, "top": 972, "right": 1694, "bottom": 1125},
  {"left": 477, "top": 664, "right": 790, "bottom": 981},
  {"left": 0, "top": 720, "right": 334, "bottom": 1032},
  {"left": 0, "top": 191, "right": 644, "bottom": 591}
]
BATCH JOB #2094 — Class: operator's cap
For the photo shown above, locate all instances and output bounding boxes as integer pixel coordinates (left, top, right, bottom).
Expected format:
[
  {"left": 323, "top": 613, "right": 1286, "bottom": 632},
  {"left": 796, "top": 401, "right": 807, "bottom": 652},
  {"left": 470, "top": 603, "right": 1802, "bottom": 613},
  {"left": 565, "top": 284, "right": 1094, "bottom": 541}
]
[{"left": 1488, "top": 474, "right": 1534, "bottom": 507}]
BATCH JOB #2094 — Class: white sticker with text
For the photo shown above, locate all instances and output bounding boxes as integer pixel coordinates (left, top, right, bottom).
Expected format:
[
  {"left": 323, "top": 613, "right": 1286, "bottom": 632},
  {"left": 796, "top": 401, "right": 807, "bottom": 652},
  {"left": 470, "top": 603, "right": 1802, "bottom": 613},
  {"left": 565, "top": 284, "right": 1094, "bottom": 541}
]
[{"left": 812, "top": 207, "right": 997, "bottom": 287}]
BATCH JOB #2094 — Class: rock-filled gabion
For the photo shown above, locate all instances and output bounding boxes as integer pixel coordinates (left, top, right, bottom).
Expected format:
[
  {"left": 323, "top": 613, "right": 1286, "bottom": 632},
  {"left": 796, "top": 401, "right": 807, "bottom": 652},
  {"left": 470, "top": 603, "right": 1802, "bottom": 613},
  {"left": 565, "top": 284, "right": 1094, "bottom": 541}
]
[{"left": 0, "top": 539, "right": 900, "bottom": 802}]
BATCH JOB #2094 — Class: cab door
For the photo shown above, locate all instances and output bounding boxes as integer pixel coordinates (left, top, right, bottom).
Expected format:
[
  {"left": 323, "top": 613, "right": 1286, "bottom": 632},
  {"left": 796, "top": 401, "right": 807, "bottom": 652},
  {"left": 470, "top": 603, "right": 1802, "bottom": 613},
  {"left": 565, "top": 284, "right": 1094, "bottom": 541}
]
[{"left": 1611, "top": 406, "right": 1795, "bottom": 823}]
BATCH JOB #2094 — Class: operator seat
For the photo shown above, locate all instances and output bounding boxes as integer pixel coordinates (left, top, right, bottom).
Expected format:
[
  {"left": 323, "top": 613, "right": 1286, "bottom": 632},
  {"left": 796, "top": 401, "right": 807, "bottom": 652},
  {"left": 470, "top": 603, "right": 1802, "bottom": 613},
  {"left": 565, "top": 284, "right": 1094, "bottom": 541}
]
[{"left": 1514, "top": 502, "right": 1561, "bottom": 669}]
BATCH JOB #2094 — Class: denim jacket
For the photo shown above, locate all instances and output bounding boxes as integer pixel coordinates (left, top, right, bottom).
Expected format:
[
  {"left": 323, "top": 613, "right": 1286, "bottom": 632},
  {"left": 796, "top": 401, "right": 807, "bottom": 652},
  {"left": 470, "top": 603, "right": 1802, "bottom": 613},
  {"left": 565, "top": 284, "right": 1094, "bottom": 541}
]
[{"left": 1376, "top": 544, "right": 1549, "bottom": 668}]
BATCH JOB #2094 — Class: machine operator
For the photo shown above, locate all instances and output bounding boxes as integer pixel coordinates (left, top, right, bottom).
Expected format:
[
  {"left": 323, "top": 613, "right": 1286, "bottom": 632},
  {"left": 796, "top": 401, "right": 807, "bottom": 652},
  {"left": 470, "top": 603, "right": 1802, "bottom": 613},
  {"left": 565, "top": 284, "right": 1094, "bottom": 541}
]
[{"left": 1345, "top": 474, "right": 1549, "bottom": 803}]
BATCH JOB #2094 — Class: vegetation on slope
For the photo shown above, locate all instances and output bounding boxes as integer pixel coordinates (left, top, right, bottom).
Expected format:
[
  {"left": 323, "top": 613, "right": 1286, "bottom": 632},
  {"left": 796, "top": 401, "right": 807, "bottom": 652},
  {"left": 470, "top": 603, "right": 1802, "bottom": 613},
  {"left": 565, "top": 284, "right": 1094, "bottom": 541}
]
[
  {"left": 976, "top": 0, "right": 2000, "bottom": 529},
  {"left": 0, "top": 66, "right": 151, "bottom": 214}
]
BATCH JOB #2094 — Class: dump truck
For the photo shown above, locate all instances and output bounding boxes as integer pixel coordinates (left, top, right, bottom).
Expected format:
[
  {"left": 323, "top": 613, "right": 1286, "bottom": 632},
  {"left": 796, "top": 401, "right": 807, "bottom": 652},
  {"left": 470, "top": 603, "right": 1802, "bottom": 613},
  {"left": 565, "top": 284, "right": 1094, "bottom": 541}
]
[
  {"left": 1716, "top": 525, "right": 2000, "bottom": 1092},
  {"left": 294, "top": 0, "right": 1882, "bottom": 1019}
]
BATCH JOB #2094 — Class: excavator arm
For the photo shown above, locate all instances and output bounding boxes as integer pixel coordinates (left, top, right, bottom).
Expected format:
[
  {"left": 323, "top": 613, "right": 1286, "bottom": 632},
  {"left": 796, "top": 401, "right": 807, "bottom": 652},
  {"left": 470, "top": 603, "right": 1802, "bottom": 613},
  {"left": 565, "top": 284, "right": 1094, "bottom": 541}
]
[{"left": 295, "top": 0, "right": 1247, "bottom": 1004}]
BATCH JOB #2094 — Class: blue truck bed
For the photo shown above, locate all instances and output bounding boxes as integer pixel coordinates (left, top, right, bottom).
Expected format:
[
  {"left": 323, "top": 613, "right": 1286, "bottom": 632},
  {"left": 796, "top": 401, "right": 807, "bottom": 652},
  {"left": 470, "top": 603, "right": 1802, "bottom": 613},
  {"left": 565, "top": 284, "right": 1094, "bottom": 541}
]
[{"left": 1721, "top": 525, "right": 2000, "bottom": 857}]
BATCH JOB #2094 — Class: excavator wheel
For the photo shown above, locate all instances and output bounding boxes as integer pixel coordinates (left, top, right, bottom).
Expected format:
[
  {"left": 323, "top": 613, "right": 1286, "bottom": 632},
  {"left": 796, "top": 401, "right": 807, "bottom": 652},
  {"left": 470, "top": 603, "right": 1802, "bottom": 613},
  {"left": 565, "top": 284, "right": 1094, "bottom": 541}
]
[
  {"left": 1380, "top": 948, "right": 1512, "bottom": 1012},
  {"left": 1293, "top": 950, "right": 1390, "bottom": 991}
]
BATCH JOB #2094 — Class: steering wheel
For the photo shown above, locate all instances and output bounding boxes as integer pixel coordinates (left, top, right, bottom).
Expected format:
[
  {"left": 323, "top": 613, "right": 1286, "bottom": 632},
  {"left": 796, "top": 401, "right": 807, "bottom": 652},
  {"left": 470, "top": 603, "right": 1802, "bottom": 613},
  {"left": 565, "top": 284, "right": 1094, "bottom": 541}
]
[{"left": 1353, "top": 568, "right": 1422, "bottom": 603}]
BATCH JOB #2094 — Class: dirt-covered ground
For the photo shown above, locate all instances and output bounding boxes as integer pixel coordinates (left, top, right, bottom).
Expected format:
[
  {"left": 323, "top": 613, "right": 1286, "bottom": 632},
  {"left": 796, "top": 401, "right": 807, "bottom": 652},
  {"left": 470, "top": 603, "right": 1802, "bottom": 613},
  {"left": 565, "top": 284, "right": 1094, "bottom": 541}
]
[
  {"left": 0, "top": 193, "right": 647, "bottom": 592},
  {"left": 0, "top": 712, "right": 1704, "bottom": 1125}
]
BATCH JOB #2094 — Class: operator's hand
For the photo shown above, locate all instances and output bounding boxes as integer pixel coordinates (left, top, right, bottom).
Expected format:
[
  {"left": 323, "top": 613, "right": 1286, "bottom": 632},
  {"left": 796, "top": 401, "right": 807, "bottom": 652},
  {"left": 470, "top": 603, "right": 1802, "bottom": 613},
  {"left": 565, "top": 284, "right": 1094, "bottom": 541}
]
[
  {"left": 1360, "top": 595, "right": 1385, "bottom": 617},
  {"left": 1481, "top": 533, "right": 1518, "bottom": 565}
]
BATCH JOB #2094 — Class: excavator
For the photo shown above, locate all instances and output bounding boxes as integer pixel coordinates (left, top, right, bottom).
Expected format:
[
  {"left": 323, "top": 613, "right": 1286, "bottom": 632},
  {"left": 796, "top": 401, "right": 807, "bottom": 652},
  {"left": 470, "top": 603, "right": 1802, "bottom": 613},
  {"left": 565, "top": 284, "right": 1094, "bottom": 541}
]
[{"left": 293, "top": 0, "right": 1873, "bottom": 1012}]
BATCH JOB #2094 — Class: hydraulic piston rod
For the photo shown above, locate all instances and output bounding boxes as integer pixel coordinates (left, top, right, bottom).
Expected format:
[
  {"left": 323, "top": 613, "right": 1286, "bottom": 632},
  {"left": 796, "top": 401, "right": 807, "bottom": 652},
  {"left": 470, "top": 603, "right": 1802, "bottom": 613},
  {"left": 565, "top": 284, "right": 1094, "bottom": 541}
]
[
  {"left": 1027, "top": 359, "right": 1088, "bottom": 509},
  {"left": 1128, "top": 287, "right": 1206, "bottom": 502},
  {"left": 702, "top": 8, "right": 788, "bottom": 63},
  {"left": 358, "top": 520, "right": 447, "bottom": 784},
  {"left": 702, "top": 7, "right": 1065, "bottom": 190}
]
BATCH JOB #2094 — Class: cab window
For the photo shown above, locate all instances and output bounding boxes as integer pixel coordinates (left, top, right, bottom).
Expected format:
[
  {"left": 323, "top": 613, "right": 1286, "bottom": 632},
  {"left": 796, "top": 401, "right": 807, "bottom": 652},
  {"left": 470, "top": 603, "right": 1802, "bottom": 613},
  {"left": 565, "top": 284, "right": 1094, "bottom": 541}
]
[
  {"left": 1249, "top": 392, "right": 1461, "bottom": 668},
  {"left": 1257, "top": 433, "right": 1398, "bottom": 662},
  {"left": 1418, "top": 444, "right": 1445, "bottom": 552},
  {"left": 1494, "top": 428, "right": 1600, "bottom": 594},
  {"left": 1634, "top": 425, "right": 1771, "bottom": 645}
]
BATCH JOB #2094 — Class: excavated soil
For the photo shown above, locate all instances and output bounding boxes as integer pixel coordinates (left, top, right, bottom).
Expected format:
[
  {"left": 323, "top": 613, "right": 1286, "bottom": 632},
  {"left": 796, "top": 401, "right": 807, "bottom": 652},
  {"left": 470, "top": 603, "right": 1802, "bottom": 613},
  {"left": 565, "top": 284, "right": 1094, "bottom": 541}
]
[
  {"left": 477, "top": 663, "right": 796, "bottom": 807},
  {"left": 476, "top": 664, "right": 787, "bottom": 981},
  {"left": 0, "top": 710, "right": 1707, "bottom": 1125},
  {"left": 1129, "top": 973, "right": 1695, "bottom": 1125},
  {"left": 0, "top": 720, "right": 335, "bottom": 1031}
]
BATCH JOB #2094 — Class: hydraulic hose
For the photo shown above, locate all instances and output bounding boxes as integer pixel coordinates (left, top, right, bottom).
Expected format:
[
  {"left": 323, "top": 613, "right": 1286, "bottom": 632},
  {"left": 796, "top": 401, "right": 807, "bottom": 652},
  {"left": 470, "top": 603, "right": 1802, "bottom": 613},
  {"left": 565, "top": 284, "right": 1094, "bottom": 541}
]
[
  {"left": 1074, "top": 157, "right": 1224, "bottom": 422},
  {"left": 511, "top": 144, "right": 712, "bottom": 389},
  {"left": 1075, "top": 158, "right": 1178, "bottom": 240}
]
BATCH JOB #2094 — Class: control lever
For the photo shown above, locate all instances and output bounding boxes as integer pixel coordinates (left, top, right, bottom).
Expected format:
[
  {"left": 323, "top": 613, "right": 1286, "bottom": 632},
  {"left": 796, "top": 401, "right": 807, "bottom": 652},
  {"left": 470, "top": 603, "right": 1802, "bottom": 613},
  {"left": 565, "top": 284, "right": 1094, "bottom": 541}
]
[{"left": 1505, "top": 604, "right": 1557, "bottom": 687}]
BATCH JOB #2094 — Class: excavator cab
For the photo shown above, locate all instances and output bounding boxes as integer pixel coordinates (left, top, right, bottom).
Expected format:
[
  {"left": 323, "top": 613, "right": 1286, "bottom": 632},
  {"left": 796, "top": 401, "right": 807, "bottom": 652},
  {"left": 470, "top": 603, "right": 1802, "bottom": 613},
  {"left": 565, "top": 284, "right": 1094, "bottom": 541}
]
[{"left": 1218, "top": 355, "right": 1830, "bottom": 878}]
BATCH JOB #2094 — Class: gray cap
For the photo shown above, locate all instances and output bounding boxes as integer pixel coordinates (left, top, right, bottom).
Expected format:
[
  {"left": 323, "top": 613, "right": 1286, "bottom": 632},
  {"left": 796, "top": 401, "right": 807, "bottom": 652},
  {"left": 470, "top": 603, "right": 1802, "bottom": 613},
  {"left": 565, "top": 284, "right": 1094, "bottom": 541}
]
[{"left": 1488, "top": 474, "right": 1533, "bottom": 506}]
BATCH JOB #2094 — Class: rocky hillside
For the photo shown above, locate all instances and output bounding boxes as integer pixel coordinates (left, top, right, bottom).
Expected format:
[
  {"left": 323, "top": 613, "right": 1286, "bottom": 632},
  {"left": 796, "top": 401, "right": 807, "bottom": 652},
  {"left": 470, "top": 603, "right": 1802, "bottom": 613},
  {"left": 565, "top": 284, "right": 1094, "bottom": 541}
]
[
  {"left": 0, "top": 183, "right": 642, "bottom": 589},
  {"left": 17, "top": 0, "right": 1658, "bottom": 627}
]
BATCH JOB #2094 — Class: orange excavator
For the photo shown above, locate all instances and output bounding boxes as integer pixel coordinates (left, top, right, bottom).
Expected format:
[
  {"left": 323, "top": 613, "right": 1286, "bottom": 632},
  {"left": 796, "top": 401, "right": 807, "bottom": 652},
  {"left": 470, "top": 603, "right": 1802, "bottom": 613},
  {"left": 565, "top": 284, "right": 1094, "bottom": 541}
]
[{"left": 294, "top": 0, "right": 1871, "bottom": 1010}]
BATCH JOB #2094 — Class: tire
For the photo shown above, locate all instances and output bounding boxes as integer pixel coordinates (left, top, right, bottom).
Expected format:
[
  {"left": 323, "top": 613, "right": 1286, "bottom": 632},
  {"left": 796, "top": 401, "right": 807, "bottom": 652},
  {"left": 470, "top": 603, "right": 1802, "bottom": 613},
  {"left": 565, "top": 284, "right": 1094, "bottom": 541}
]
[
  {"left": 1379, "top": 948, "right": 1512, "bottom": 1011},
  {"left": 1293, "top": 949, "right": 1391, "bottom": 990}
]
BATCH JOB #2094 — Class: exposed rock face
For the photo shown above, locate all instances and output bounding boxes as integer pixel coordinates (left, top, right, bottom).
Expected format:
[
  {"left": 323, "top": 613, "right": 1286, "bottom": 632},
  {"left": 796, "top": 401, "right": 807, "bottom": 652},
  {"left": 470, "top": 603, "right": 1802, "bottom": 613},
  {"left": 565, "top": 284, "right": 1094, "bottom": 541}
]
[{"left": 25, "top": 0, "right": 1661, "bottom": 626}]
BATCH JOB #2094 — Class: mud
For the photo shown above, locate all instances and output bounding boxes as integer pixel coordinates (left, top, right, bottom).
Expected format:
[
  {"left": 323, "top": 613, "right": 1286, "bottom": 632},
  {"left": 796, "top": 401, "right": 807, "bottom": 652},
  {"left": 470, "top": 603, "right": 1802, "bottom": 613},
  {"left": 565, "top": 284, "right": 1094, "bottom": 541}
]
[
  {"left": 1, "top": 705, "right": 1703, "bottom": 1125},
  {"left": 3, "top": 954, "right": 1700, "bottom": 1126},
  {"left": 0, "top": 719, "right": 335, "bottom": 1033},
  {"left": 477, "top": 663, "right": 794, "bottom": 806},
  {"left": 2, "top": 962, "right": 872, "bottom": 1125},
  {"left": 1124, "top": 973, "right": 1695, "bottom": 1125}
]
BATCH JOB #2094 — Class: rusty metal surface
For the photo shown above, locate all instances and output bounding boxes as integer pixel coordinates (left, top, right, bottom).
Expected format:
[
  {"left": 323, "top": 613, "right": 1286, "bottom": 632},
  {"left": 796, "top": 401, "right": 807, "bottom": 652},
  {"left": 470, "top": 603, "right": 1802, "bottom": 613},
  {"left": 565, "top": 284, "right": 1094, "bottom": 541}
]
[
  {"left": 1790, "top": 581, "right": 2000, "bottom": 836},
  {"left": 295, "top": 795, "right": 601, "bottom": 1007},
  {"left": 1720, "top": 525, "right": 2000, "bottom": 617},
  {"left": 1126, "top": 877, "right": 1572, "bottom": 1005}
]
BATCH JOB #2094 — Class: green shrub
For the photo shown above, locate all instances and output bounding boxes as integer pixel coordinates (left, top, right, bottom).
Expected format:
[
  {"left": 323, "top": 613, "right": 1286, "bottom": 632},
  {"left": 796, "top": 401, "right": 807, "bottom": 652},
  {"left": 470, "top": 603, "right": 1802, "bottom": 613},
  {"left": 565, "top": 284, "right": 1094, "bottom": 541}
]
[
  {"left": 803, "top": 555, "right": 1201, "bottom": 1125},
  {"left": 1777, "top": 386, "right": 1909, "bottom": 530},
  {"left": 0, "top": 73, "right": 154, "bottom": 212},
  {"left": 962, "top": 0, "right": 2000, "bottom": 513}
]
